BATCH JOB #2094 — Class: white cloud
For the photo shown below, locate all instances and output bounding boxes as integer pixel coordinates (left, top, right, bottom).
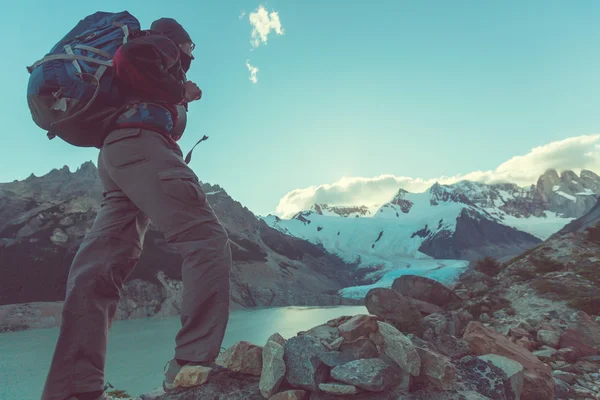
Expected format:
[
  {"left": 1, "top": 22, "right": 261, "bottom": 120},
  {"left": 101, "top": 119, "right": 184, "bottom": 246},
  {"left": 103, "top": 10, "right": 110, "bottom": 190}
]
[
  {"left": 246, "top": 60, "right": 259, "bottom": 84},
  {"left": 249, "top": 4, "right": 284, "bottom": 48},
  {"left": 275, "top": 135, "right": 600, "bottom": 218}
]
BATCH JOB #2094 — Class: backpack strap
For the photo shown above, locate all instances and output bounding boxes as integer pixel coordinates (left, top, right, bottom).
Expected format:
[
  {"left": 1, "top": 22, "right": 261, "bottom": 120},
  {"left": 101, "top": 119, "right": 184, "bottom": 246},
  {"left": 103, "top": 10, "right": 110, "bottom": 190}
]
[
  {"left": 73, "top": 45, "right": 112, "bottom": 59},
  {"left": 27, "top": 54, "right": 113, "bottom": 73}
]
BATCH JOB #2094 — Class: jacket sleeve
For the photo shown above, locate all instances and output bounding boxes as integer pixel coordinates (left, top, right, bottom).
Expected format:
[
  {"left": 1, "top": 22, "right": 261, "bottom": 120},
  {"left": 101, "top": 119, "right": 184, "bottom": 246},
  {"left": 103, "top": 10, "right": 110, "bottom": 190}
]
[{"left": 112, "top": 35, "right": 186, "bottom": 104}]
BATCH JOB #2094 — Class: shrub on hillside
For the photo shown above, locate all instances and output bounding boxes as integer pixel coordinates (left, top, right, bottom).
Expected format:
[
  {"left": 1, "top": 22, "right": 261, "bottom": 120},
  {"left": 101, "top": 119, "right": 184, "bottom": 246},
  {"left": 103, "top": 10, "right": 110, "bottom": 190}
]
[
  {"left": 472, "top": 256, "right": 503, "bottom": 277},
  {"left": 530, "top": 256, "right": 565, "bottom": 274},
  {"left": 585, "top": 223, "right": 600, "bottom": 245}
]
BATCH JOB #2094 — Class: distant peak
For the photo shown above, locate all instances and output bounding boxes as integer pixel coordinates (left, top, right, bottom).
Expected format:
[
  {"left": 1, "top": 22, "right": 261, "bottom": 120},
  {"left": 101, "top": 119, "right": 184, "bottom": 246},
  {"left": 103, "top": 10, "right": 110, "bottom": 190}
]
[{"left": 77, "top": 161, "right": 97, "bottom": 172}]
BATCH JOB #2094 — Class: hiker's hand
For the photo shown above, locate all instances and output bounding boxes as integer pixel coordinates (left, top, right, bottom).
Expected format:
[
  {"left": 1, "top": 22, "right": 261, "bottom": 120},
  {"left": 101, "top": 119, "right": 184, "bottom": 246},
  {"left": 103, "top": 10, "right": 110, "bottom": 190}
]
[{"left": 184, "top": 81, "right": 202, "bottom": 102}]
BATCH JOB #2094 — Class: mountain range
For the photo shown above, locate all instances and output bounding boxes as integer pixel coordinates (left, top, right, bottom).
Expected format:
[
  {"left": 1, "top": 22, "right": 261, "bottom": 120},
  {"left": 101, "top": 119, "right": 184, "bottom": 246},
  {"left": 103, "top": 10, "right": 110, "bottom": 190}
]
[{"left": 0, "top": 164, "right": 598, "bottom": 331}]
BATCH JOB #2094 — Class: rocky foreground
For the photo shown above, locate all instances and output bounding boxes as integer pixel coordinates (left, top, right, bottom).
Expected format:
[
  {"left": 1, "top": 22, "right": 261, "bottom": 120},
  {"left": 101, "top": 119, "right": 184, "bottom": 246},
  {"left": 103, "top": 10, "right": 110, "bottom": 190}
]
[{"left": 107, "top": 265, "right": 600, "bottom": 400}]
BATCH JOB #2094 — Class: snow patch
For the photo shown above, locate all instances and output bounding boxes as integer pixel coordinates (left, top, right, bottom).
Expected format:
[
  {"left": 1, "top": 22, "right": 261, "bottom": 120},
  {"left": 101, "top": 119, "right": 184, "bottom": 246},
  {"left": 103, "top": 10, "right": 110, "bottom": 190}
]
[
  {"left": 557, "top": 191, "right": 577, "bottom": 202},
  {"left": 552, "top": 185, "right": 561, "bottom": 192},
  {"left": 576, "top": 188, "right": 595, "bottom": 195},
  {"left": 490, "top": 210, "right": 574, "bottom": 240}
]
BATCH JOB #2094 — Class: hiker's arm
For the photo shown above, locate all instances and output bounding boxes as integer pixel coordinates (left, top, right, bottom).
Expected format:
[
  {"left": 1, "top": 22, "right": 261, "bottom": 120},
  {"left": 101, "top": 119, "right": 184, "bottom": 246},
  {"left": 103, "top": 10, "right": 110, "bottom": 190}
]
[{"left": 113, "top": 35, "right": 186, "bottom": 104}]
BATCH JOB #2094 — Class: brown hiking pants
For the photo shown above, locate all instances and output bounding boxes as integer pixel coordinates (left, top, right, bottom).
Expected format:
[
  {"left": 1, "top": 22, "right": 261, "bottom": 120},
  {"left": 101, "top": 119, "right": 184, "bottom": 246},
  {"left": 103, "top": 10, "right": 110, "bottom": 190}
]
[{"left": 41, "top": 128, "right": 232, "bottom": 400}]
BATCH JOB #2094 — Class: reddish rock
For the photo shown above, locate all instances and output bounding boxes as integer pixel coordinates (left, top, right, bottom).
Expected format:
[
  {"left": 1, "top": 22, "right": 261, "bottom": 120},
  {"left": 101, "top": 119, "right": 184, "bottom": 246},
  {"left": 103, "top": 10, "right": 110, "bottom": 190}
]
[
  {"left": 216, "top": 341, "right": 263, "bottom": 376},
  {"left": 409, "top": 298, "right": 444, "bottom": 316},
  {"left": 509, "top": 327, "right": 532, "bottom": 340},
  {"left": 338, "top": 315, "right": 379, "bottom": 342},
  {"left": 515, "top": 337, "right": 536, "bottom": 352},
  {"left": 326, "top": 316, "right": 354, "bottom": 327},
  {"left": 365, "top": 288, "right": 424, "bottom": 335},
  {"left": 559, "top": 313, "right": 600, "bottom": 357},
  {"left": 557, "top": 347, "right": 580, "bottom": 363},
  {"left": 463, "top": 321, "right": 555, "bottom": 400},
  {"left": 392, "top": 275, "right": 463, "bottom": 309}
]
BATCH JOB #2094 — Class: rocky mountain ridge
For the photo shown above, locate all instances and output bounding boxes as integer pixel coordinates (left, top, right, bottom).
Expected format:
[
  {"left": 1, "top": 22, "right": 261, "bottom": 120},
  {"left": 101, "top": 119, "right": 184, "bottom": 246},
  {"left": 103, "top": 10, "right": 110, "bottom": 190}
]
[
  {"left": 266, "top": 169, "right": 600, "bottom": 266},
  {"left": 0, "top": 162, "right": 360, "bottom": 332}
]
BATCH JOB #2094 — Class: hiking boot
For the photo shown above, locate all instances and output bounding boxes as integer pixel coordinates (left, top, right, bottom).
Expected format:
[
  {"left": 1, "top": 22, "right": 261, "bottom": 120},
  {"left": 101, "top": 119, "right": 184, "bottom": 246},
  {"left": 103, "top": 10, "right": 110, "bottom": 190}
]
[{"left": 163, "top": 359, "right": 230, "bottom": 392}]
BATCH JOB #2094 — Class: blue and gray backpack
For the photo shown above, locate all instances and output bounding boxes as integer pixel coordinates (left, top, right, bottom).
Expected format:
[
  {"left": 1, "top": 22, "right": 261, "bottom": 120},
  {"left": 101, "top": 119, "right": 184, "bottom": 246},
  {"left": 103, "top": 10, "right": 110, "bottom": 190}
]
[{"left": 26, "top": 11, "right": 141, "bottom": 148}]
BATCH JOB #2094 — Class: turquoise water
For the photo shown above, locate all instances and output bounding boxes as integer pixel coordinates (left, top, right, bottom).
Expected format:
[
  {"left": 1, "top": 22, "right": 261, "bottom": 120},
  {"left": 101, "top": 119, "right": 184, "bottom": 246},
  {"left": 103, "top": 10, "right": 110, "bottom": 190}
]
[{"left": 0, "top": 305, "right": 367, "bottom": 400}]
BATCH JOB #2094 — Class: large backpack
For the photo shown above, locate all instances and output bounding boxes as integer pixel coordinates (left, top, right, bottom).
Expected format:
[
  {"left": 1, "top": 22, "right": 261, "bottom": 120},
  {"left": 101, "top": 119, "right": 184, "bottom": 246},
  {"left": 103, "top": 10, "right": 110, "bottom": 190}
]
[{"left": 26, "top": 11, "right": 141, "bottom": 148}]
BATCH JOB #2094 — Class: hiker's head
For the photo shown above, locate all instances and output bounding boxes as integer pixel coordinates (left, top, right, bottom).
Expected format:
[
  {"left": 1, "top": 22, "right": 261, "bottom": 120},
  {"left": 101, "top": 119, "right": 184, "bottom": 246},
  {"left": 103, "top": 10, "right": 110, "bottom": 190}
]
[{"left": 150, "top": 18, "right": 195, "bottom": 70}]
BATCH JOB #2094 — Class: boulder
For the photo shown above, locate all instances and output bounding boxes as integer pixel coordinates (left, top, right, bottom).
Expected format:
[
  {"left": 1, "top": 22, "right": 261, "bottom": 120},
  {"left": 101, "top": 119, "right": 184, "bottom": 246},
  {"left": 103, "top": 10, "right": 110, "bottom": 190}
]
[
  {"left": 537, "top": 330, "right": 560, "bottom": 348},
  {"left": 455, "top": 356, "right": 514, "bottom": 400},
  {"left": 284, "top": 335, "right": 329, "bottom": 391},
  {"left": 370, "top": 321, "right": 421, "bottom": 376},
  {"left": 365, "top": 288, "right": 423, "bottom": 334},
  {"left": 559, "top": 312, "right": 600, "bottom": 357},
  {"left": 339, "top": 337, "right": 379, "bottom": 359},
  {"left": 318, "top": 383, "right": 360, "bottom": 395},
  {"left": 268, "top": 332, "right": 287, "bottom": 346},
  {"left": 298, "top": 324, "right": 340, "bottom": 343},
  {"left": 319, "top": 351, "right": 358, "bottom": 368},
  {"left": 463, "top": 322, "right": 555, "bottom": 400},
  {"left": 392, "top": 275, "right": 463, "bottom": 309},
  {"left": 172, "top": 365, "right": 213, "bottom": 388},
  {"left": 216, "top": 341, "right": 263, "bottom": 376},
  {"left": 338, "top": 315, "right": 379, "bottom": 342},
  {"left": 415, "top": 345, "right": 457, "bottom": 390},
  {"left": 330, "top": 358, "right": 407, "bottom": 392},
  {"left": 478, "top": 354, "right": 524, "bottom": 400},
  {"left": 260, "top": 340, "right": 286, "bottom": 398}
]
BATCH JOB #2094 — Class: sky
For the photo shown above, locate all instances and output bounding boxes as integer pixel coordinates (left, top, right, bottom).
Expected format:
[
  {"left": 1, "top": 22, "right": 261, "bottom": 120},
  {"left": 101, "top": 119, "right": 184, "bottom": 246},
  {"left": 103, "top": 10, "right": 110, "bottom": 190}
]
[{"left": 3, "top": 0, "right": 600, "bottom": 217}]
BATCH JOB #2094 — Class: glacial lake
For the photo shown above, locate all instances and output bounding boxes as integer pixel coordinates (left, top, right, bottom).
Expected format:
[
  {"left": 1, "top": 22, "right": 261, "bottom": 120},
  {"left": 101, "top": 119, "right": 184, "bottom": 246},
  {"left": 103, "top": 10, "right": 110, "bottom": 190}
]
[{"left": 0, "top": 305, "right": 367, "bottom": 400}]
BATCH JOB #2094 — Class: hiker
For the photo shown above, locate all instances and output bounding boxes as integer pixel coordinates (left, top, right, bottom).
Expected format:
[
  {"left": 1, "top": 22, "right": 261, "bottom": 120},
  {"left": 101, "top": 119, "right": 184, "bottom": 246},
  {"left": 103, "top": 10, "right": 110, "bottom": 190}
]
[{"left": 38, "top": 17, "right": 232, "bottom": 400}]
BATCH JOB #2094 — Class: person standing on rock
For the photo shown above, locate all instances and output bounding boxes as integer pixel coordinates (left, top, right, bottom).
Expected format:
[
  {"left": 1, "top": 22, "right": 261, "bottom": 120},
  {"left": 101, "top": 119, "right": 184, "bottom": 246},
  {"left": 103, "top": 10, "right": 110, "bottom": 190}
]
[{"left": 41, "top": 17, "right": 232, "bottom": 400}]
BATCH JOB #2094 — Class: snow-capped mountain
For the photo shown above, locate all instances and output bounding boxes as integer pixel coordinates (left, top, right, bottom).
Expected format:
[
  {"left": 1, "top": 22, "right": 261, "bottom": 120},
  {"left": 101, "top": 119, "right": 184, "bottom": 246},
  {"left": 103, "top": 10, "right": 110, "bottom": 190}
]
[
  {"left": 263, "top": 169, "right": 600, "bottom": 299},
  {"left": 263, "top": 169, "right": 600, "bottom": 297}
]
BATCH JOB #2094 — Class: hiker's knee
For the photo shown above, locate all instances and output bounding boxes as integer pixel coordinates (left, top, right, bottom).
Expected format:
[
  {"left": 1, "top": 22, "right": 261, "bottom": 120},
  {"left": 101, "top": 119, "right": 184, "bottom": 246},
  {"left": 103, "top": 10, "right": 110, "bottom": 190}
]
[{"left": 66, "top": 237, "right": 141, "bottom": 299}]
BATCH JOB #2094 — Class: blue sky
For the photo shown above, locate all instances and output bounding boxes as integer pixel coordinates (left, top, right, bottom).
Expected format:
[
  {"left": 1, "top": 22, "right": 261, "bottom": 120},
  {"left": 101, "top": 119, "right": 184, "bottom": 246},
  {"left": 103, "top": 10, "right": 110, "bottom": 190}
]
[{"left": 4, "top": 0, "right": 600, "bottom": 216}]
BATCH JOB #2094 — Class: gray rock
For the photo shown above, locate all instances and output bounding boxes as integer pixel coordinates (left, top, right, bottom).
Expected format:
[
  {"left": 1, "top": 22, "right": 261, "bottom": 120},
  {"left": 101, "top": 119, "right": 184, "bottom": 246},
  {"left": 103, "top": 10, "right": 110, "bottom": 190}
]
[
  {"left": 537, "top": 330, "right": 561, "bottom": 348},
  {"left": 329, "top": 336, "right": 344, "bottom": 350},
  {"left": 480, "top": 313, "right": 491, "bottom": 322},
  {"left": 319, "top": 351, "right": 358, "bottom": 367},
  {"left": 284, "top": 335, "right": 329, "bottom": 391},
  {"left": 478, "top": 354, "right": 524, "bottom": 400},
  {"left": 318, "top": 383, "right": 359, "bottom": 395},
  {"left": 553, "top": 378, "right": 572, "bottom": 399},
  {"left": 422, "top": 330, "right": 471, "bottom": 359},
  {"left": 259, "top": 340, "right": 286, "bottom": 398},
  {"left": 552, "top": 370, "right": 575, "bottom": 384},
  {"left": 339, "top": 337, "right": 379, "bottom": 359},
  {"left": 298, "top": 324, "right": 340, "bottom": 343},
  {"left": 370, "top": 321, "right": 421, "bottom": 376},
  {"left": 330, "top": 358, "right": 407, "bottom": 392},
  {"left": 415, "top": 345, "right": 456, "bottom": 390},
  {"left": 422, "top": 311, "right": 472, "bottom": 337},
  {"left": 533, "top": 348, "right": 558, "bottom": 362},
  {"left": 456, "top": 356, "right": 514, "bottom": 400},
  {"left": 267, "top": 332, "right": 286, "bottom": 346}
]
